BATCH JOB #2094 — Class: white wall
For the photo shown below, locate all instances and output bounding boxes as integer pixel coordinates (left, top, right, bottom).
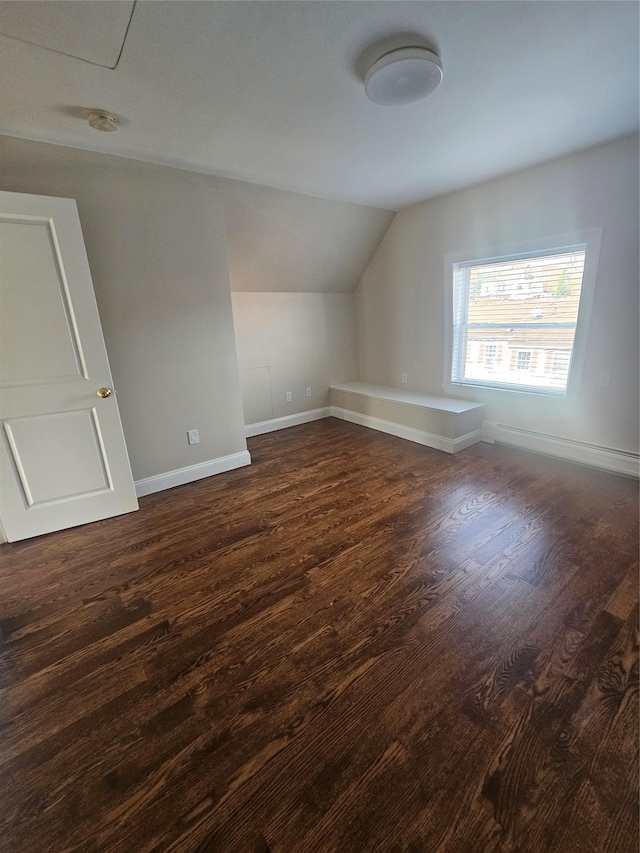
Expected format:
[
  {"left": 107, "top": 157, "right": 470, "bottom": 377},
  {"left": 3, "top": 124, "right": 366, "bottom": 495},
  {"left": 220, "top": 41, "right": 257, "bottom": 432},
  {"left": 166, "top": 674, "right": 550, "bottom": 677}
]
[
  {"left": 0, "top": 136, "right": 248, "bottom": 481},
  {"left": 224, "top": 182, "right": 390, "bottom": 428},
  {"left": 0, "top": 135, "right": 391, "bottom": 466},
  {"left": 356, "top": 135, "right": 640, "bottom": 454},
  {"left": 231, "top": 292, "right": 358, "bottom": 423}
]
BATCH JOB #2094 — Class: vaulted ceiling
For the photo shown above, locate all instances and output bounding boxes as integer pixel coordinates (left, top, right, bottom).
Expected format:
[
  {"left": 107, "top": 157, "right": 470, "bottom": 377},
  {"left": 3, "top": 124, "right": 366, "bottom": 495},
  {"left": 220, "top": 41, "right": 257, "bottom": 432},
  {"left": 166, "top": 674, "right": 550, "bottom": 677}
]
[{"left": 1, "top": 1, "right": 638, "bottom": 211}]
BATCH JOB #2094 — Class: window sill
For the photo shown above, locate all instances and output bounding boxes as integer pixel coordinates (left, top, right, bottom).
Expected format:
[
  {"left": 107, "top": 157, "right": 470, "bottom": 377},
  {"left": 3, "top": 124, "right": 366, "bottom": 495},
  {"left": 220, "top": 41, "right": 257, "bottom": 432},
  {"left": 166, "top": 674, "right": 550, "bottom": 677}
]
[{"left": 445, "top": 379, "right": 567, "bottom": 399}]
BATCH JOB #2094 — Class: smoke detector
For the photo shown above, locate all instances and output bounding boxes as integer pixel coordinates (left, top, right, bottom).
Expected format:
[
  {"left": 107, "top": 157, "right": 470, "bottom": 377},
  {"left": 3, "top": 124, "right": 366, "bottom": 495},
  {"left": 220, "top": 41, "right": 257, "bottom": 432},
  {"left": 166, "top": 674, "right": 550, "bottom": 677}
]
[{"left": 85, "top": 109, "right": 119, "bottom": 132}]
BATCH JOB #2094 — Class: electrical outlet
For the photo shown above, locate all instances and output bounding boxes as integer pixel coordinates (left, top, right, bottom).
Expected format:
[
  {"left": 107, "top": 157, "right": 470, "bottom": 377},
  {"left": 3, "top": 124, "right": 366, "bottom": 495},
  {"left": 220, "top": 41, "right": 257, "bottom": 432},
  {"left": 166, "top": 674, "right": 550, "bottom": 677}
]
[
  {"left": 306, "top": 387, "right": 312, "bottom": 397},
  {"left": 187, "top": 429, "right": 199, "bottom": 445},
  {"left": 401, "top": 373, "right": 408, "bottom": 384},
  {"left": 285, "top": 391, "right": 292, "bottom": 403}
]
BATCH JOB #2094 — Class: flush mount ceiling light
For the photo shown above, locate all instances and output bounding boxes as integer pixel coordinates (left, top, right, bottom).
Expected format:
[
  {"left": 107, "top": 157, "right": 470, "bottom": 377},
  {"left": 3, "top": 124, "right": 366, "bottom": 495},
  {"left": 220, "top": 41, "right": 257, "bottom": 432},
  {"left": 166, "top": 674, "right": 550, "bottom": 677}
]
[
  {"left": 364, "top": 47, "right": 443, "bottom": 106},
  {"left": 85, "top": 108, "right": 119, "bottom": 132}
]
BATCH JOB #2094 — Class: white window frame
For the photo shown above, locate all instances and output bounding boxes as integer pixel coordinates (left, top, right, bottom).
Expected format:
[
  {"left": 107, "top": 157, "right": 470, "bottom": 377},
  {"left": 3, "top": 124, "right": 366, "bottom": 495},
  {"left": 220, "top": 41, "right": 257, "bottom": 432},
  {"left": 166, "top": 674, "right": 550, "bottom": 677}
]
[{"left": 443, "top": 229, "right": 602, "bottom": 399}]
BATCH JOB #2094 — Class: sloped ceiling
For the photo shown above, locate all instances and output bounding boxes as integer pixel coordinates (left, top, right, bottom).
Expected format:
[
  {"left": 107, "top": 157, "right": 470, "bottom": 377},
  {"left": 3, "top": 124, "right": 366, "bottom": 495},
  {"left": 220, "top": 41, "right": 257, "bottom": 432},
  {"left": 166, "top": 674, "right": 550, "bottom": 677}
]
[
  {"left": 219, "top": 178, "right": 394, "bottom": 293},
  {"left": 0, "top": 2, "right": 637, "bottom": 210}
]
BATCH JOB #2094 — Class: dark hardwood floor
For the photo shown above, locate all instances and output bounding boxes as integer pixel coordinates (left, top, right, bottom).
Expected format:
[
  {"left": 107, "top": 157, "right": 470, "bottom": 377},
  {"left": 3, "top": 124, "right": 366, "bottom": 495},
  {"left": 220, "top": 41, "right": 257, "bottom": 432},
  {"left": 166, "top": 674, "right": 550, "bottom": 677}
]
[{"left": 1, "top": 418, "right": 638, "bottom": 853}]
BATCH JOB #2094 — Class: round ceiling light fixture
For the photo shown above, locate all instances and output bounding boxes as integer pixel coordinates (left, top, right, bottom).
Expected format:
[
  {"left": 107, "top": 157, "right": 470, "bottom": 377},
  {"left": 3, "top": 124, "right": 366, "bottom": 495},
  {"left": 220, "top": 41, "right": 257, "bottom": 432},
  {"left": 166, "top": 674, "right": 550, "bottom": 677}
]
[
  {"left": 364, "top": 47, "right": 443, "bottom": 106},
  {"left": 85, "top": 109, "right": 119, "bottom": 132}
]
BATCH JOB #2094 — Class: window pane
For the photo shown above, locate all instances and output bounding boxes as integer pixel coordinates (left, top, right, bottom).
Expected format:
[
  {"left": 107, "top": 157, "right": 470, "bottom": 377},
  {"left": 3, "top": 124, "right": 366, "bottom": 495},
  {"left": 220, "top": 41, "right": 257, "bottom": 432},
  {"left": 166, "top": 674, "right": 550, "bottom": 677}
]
[
  {"left": 466, "top": 251, "right": 585, "bottom": 320},
  {"left": 452, "top": 248, "right": 586, "bottom": 393}
]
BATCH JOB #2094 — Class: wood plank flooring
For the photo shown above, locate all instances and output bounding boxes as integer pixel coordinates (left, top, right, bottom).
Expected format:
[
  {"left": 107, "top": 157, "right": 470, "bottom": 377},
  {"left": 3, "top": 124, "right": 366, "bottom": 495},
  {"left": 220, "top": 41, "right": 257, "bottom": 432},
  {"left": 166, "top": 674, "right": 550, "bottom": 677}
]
[{"left": 0, "top": 418, "right": 638, "bottom": 852}]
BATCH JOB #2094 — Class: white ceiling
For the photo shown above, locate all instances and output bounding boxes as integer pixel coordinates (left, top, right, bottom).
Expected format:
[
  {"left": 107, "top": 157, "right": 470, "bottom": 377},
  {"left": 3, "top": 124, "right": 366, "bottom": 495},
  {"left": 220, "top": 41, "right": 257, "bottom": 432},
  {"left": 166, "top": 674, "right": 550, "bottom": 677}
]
[
  {"left": 0, "top": 1, "right": 134, "bottom": 68},
  {"left": 0, "top": 1, "right": 638, "bottom": 210}
]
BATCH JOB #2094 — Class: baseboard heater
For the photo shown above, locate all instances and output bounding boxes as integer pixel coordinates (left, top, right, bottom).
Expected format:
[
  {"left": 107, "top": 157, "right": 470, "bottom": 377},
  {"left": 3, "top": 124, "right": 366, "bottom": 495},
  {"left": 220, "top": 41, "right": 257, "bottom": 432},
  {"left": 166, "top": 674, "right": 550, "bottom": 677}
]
[{"left": 482, "top": 420, "right": 639, "bottom": 478}]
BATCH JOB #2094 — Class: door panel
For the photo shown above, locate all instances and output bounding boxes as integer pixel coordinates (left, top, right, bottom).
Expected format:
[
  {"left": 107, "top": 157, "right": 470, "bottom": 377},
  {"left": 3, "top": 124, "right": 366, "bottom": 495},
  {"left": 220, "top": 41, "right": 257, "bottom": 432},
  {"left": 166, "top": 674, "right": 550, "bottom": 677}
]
[
  {"left": 0, "top": 217, "right": 86, "bottom": 385},
  {"left": 0, "top": 191, "right": 138, "bottom": 542},
  {"left": 3, "top": 409, "right": 112, "bottom": 506}
]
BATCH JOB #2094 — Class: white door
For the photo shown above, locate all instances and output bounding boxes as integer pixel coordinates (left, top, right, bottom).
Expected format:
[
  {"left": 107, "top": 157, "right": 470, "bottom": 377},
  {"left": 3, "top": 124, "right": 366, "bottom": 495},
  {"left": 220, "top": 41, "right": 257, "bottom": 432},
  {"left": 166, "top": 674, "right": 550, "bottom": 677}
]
[{"left": 0, "top": 191, "right": 138, "bottom": 542}]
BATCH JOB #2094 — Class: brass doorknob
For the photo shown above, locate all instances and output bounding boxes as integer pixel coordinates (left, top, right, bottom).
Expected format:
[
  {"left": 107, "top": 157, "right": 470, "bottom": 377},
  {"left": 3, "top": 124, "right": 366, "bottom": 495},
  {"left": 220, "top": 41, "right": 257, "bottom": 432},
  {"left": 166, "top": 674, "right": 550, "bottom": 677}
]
[{"left": 97, "top": 387, "right": 112, "bottom": 398}]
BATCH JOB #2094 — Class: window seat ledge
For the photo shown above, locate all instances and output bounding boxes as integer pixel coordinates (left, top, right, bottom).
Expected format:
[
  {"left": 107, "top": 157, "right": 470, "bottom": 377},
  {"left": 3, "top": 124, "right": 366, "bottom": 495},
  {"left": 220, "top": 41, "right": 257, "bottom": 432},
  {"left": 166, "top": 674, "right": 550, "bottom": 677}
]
[
  {"left": 330, "top": 382, "right": 484, "bottom": 414},
  {"left": 330, "top": 382, "right": 485, "bottom": 453}
]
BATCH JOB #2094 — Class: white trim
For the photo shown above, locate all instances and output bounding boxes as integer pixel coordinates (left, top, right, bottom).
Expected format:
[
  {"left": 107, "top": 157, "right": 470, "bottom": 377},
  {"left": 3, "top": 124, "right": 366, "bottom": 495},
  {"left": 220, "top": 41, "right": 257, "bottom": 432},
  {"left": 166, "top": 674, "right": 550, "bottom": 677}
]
[
  {"left": 135, "top": 451, "right": 252, "bottom": 498},
  {"left": 451, "top": 429, "right": 485, "bottom": 453},
  {"left": 330, "top": 382, "right": 483, "bottom": 414},
  {"left": 481, "top": 420, "right": 639, "bottom": 478},
  {"left": 245, "top": 407, "right": 332, "bottom": 437},
  {"left": 330, "top": 406, "right": 481, "bottom": 454}
]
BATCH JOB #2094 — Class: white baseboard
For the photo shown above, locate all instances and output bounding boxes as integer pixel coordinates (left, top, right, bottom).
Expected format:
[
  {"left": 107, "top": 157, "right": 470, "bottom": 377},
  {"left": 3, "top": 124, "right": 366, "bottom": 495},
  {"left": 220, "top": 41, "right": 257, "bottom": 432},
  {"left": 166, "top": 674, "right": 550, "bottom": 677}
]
[
  {"left": 482, "top": 420, "right": 640, "bottom": 478},
  {"left": 135, "top": 450, "right": 252, "bottom": 498},
  {"left": 451, "top": 429, "right": 485, "bottom": 453},
  {"left": 330, "top": 406, "right": 481, "bottom": 454},
  {"left": 245, "top": 407, "right": 332, "bottom": 437}
]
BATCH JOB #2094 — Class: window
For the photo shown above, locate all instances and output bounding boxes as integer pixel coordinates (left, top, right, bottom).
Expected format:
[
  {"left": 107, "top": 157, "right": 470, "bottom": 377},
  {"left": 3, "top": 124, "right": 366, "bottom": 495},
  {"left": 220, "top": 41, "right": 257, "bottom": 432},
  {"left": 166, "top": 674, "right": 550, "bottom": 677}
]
[
  {"left": 551, "top": 351, "right": 570, "bottom": 374},
  {"left": 446, "top": 231, "right": 601, "bottom": 397},
  {"left": 484, "top": 344, "right": 497, "bottom": 364},
  {"left": 516, "top": 351, "right": 532, "bottom": 371}
]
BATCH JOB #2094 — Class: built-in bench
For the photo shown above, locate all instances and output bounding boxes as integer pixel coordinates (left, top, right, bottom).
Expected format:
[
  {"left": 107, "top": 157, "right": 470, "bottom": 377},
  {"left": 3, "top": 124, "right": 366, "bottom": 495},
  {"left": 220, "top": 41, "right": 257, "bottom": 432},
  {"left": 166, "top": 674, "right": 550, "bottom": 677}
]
[{"left": 330, "top": 381, "right": 485, "bottom": 454}]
